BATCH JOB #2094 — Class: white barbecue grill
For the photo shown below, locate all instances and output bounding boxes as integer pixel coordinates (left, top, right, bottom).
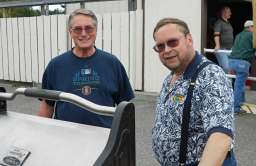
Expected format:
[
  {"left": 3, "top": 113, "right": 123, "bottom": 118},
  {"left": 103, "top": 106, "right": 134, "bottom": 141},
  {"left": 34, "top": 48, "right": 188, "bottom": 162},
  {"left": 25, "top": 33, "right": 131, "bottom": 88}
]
[{"left": 0, "top": 87, "right": 135, "bottom": 166}]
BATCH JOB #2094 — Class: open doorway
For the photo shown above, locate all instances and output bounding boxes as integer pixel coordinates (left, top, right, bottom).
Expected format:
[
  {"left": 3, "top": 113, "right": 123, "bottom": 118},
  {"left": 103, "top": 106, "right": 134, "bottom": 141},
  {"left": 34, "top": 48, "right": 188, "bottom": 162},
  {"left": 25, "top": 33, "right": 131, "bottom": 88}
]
[{"left": 205, "top": 0, "right": 252, "bottom": 63}]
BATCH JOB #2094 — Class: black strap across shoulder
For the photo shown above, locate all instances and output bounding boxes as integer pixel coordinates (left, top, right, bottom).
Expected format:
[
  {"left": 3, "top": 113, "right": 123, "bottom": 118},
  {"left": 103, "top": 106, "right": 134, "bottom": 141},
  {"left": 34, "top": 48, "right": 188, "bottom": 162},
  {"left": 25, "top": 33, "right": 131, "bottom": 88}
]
[{"left": 179, "top": 61, "right": 213, "bottom": 166}]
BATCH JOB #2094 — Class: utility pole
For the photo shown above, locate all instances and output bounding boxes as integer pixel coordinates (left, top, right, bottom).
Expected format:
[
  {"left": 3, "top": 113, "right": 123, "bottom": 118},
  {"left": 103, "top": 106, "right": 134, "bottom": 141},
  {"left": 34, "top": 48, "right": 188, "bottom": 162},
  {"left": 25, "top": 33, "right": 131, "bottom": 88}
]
[
  {"left": 41, "top": 0, "right": 49, "bottom": 15},
  {"left": 41, "top": 4, "right": 49, "bottom": 15},
  {"left": 80, "top": 1, "right": 85, "bottom": 8}
]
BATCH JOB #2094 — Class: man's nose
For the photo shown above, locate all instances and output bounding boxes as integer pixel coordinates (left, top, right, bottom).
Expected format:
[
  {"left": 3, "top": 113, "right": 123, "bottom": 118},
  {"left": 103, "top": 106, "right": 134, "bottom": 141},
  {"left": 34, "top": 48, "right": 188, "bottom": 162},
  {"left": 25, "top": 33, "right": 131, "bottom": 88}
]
[
  {"left": 81, "top": 29, "right": 88, "bottom": 35},
  {"left": 164, "top": 43, "right": 173, "bottom": 52}
]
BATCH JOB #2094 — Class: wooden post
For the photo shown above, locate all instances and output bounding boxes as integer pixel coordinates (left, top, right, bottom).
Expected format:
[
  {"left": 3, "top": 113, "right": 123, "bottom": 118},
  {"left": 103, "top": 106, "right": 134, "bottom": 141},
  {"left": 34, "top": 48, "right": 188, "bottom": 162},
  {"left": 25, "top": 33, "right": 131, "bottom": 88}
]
[{"left": 253, "top": 0, "right": 256, "bottom": 48}]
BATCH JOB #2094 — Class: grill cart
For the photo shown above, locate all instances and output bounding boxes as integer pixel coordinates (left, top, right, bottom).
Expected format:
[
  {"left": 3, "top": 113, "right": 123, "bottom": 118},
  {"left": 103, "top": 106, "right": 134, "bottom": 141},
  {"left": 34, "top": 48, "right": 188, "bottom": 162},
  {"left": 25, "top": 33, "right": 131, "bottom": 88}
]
[{"left": 0, "top": 88, "right": 135, "bottom": 166}]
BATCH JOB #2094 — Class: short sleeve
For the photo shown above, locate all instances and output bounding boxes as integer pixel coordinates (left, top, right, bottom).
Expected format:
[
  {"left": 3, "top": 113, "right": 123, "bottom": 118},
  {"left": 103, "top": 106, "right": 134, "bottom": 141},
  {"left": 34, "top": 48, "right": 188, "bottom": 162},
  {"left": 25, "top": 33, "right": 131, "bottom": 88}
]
[
  {"left": 213, "top": 20, "right": 222, "bottom": 33},
  {"left": 196, "top": 64, "right": 234, "bottom": 138},
  {"left": 113, "top": 60, "right": 134, "bottom": 104}
]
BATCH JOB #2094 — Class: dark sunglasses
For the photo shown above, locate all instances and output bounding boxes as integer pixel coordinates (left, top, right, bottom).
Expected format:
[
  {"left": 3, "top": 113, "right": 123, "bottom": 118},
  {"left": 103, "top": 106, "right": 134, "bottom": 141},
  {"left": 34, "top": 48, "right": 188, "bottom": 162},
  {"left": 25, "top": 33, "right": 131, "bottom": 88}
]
[
  {"left": 71, "top": 25, "right": 95, "bottom": 34},
  {"left": 153, "top": 36, "right": 185, "bottom": 53}
]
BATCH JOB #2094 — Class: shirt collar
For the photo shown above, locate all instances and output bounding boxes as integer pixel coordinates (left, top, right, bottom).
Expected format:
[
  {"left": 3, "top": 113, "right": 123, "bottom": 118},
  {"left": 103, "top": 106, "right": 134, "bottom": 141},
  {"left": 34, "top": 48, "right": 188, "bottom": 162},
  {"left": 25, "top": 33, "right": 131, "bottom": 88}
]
[
  {"left": 183, "top": 51, "right": 203, "bottom": 79},
  {"left": 220, "top": 18, "right": 229, "bottom": 23}
]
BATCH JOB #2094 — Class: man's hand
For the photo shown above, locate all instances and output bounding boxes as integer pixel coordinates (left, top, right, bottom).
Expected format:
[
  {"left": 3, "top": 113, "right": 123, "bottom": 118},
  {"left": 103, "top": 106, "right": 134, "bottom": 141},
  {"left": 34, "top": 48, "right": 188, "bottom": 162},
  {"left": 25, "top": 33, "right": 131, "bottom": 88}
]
[{"left": 38, "top": 100, "right": 54, "bottom": 118}]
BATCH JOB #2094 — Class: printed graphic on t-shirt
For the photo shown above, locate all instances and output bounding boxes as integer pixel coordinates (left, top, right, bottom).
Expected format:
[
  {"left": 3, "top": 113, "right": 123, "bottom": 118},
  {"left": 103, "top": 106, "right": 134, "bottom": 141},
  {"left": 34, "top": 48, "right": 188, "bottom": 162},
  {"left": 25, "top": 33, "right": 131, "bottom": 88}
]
[{"left": 72, "top": 67, "right": 100, "bottom": 95}]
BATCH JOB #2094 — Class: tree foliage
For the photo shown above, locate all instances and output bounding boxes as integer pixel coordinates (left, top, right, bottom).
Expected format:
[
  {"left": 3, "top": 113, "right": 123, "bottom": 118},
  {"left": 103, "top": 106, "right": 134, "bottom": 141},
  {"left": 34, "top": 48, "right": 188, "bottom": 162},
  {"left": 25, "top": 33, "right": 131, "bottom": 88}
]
[
  {"left": 0, "top": 8, "right": 41, "bottom": 18},
  {"left": 0, "top": 1, "right": 65, "bottom": 18}
]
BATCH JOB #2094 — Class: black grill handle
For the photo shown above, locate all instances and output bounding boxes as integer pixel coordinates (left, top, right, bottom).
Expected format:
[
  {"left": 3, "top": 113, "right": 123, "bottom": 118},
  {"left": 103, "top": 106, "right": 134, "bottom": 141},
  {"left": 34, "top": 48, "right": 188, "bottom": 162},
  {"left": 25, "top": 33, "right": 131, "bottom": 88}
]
[{"left": 24, "top": 88, "right": 61, "bottom": 101}]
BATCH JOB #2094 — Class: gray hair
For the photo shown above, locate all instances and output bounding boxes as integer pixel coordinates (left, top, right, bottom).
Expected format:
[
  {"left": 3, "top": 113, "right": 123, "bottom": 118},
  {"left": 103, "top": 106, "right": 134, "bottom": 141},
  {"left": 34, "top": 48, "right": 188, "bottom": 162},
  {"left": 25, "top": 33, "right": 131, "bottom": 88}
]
[
  {"left": 153, "top": 17, "right": 190, "bottom": 40},
  {"left": 68, "top": 8, "right": 98, "bottom": 28}
]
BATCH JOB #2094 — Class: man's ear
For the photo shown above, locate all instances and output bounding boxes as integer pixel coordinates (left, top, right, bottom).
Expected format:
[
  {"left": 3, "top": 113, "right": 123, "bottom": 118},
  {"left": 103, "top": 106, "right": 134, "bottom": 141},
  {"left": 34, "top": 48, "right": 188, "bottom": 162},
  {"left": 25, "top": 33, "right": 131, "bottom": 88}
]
[
  {"left": 186, "top": 33, "right": 193, "bottom": 46},
  {"left": 68, "top": 28, "right": 72, "bottom": 34}
]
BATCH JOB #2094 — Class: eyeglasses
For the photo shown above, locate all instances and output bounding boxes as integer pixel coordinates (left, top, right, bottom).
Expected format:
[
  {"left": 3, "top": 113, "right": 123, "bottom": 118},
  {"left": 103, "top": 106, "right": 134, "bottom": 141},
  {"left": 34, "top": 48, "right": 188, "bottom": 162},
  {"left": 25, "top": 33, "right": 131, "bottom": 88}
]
[
  {"left": 71, "top": 25, "right": 95, "bottom": 35},
  {"left": 153, "top": 36, "right": 185, "bottom": 53}
]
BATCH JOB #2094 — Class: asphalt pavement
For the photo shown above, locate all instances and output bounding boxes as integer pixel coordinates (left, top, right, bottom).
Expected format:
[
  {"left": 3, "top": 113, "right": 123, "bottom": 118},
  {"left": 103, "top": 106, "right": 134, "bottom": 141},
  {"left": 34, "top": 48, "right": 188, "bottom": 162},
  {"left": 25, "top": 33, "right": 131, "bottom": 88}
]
[{"left": 1, "top": 81, "right": 256, "bottom": 166}]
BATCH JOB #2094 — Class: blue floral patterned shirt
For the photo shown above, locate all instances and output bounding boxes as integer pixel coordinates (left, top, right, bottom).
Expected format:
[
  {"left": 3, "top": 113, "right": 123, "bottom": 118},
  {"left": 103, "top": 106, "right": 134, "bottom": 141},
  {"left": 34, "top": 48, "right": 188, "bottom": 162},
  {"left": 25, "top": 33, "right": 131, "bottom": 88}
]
[{"left": 152, "top": 52, "right": 234, "bottom": 165}]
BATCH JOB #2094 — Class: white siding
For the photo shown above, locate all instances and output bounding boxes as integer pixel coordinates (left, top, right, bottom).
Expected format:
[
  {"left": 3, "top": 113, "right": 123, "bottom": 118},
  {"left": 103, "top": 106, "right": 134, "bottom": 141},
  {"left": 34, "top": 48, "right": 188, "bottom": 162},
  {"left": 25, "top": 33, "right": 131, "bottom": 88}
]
[
  {"left": 37, "top": 16, "right": 45, "bottom": 83},
  {"left": 30, "top": 17, "right": 39, "bottom": 83},
  {"left": 66, "top": 1, "right": 128, "bottom": 14},
  {"left": 12, "top": 18, "right": 20, "bottom": 81},
  {"left": 24, "top": 17, "right": 32, "bottom": 82},
  {"left": 0, "top": 11, "right": 143, "bottom": 91},
  {"left": 144, "top": 0, "right": 202, "bottom": 92},
  {"left": 57, "top": 15, "right": 68, "bottom": 55},
  {"left": 0, "top": 20, "right": 3, "bottom": 79},
  {"left": 6, "top": 18, "right": 14, "bottom": 81},
  {"left": 18, "top": 18, "right": 26, "bottom": 82}
]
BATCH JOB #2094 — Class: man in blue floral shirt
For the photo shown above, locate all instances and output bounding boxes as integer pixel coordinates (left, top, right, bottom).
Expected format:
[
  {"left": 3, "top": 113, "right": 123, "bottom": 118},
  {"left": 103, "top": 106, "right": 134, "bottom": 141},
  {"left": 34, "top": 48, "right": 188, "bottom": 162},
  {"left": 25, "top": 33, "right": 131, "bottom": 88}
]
[{"left": 152, "top": 18, "right": 236, "bottom": 165}]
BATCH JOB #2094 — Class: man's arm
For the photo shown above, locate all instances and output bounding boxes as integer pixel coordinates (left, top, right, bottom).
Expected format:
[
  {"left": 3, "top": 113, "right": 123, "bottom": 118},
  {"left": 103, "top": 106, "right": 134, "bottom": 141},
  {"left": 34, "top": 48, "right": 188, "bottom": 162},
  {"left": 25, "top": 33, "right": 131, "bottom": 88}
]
[
  {"left": 198, "top": 132, "right": 232, "bottom": 166},
  {"left": 38, "top": 100, "right": 54, "bottom": 118},
  {"left": 214, "top": 32, "right": 221, "bottom": 49}
]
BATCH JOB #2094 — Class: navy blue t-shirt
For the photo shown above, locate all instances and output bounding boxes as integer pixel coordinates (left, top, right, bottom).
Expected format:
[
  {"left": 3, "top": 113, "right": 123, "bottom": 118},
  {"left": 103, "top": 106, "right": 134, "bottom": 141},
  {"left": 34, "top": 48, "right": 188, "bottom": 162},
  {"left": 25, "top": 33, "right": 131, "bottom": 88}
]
[{"left": 42, "top": 48, "right": 134, "bottom": 128}]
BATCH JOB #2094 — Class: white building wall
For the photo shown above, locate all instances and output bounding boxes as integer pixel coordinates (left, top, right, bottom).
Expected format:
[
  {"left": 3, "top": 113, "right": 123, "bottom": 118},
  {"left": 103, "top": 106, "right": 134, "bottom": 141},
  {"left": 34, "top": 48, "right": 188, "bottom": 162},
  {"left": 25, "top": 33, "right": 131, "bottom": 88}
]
[
  {"left": 65, "top": 3, "right": 80, "bottom": 14},
  {"left": 144, "top": 0, "right": 202, "bottom": 92},
  {"left": 0, "top": 11, "right": 143, "bottom": 90},
  {"left": 66, "top": 0, "right": 143, "bottom": 14},
  {"left": 67, "top": 1, "right": 124, "bottom": 14}
]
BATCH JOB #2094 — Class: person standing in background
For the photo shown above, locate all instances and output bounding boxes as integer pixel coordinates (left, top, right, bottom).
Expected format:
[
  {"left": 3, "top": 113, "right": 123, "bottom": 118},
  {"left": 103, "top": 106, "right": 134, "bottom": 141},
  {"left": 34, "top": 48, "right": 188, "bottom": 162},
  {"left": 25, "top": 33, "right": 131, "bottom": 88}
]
[
  {"left": 38, "top": 8, "right": 134, "bottom": 128},
  {"left": 229, "top": 20, "right": 256, "bottom": 115},
  {"left": 213, "top": 6, "right": 233, "bottom": 73}
]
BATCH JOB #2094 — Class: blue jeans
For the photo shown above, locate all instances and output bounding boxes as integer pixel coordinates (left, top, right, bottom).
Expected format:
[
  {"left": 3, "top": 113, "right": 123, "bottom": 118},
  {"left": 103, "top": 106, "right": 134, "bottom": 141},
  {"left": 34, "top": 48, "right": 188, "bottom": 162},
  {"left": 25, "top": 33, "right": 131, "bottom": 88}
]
[
  {"left": 223, "top": 150, "right": 237, "bottom": 166},
  {"left": 216, "top": 51, "right": 230, "bottom": 73},
  {"left": 229, "top": 59, "right": 250, "bottom": 113}
]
